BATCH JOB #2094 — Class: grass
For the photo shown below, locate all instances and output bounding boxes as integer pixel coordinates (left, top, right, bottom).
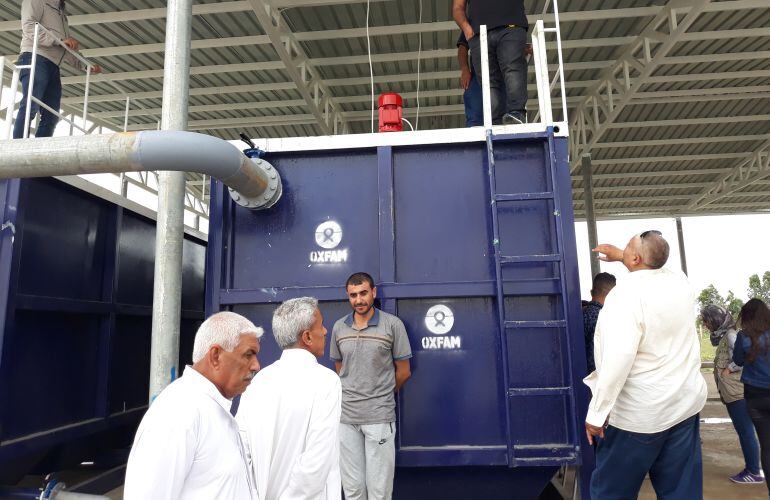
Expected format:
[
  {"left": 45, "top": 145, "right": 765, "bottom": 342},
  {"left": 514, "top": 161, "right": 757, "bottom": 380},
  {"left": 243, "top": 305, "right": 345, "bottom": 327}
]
[{"left": 699, "top": 325, "right": 716, "bottom": 362}]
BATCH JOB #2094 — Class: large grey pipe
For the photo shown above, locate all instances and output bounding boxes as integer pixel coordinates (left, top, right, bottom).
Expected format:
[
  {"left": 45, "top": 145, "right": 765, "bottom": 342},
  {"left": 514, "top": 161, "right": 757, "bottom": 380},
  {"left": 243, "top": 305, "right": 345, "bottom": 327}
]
[{"left": 0, "top": 131, "right": 282, "bottom": 209}]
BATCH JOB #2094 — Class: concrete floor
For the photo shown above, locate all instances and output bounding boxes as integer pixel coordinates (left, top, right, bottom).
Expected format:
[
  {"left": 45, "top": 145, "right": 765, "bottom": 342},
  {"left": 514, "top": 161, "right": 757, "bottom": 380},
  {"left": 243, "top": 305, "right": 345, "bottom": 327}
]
[
  {"left": 639, "top": 372, "right": 767, "bottom": 500},
  {"left": 103, "top": 373, "right": 767, "bottom": 500}
]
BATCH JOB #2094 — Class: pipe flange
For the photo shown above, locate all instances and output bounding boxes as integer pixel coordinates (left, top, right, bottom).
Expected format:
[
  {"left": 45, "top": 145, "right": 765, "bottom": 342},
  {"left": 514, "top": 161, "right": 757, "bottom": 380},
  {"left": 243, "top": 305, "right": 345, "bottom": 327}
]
[{"left": 229, "top": 157, "right": 282, "bottom": 210}]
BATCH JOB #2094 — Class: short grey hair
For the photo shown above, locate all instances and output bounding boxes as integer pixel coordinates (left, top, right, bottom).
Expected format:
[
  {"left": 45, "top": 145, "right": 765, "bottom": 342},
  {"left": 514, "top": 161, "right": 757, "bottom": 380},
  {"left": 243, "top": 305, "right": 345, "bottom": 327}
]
[
  {"left": 272, "top": 297, "right": 319, "bottom": 349},
  {"left": 639, "top": 233, "right": 669, "bottom": 269},
  {"left": 192, "top": 311, "right": 263, "bottom": 363}
]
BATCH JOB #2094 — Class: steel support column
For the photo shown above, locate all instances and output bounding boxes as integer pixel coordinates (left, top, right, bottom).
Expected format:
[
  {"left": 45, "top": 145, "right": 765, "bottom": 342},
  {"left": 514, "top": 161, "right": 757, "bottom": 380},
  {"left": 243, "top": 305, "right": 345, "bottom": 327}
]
[
  {"left": 675, "top": 217, "right": 688, "bottom": 276},
  {"left": 581, "top": 155, "right": 600, "bottom": 278},
  {"left": 149, "top": 0, "right": 192, "bottom": 402}
]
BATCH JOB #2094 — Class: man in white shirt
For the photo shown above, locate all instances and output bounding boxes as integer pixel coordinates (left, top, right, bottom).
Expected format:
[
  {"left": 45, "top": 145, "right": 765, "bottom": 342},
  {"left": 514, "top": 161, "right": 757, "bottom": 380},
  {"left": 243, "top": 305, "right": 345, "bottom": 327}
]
[
  {"left": 238, "top": 297, "right": 342, "bottom": 500},
  {"left": 585, "top": 230, "right": 707, "bottom": 499},
  {"left": 124, "top": 312, "right": 263, "bottom": 500}
]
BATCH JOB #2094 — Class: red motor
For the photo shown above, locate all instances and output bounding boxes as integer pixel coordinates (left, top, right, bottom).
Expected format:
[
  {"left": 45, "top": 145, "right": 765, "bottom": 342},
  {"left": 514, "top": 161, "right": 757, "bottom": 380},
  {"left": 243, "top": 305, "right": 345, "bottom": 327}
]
[{"left": 378, "top": 92, "right": 403, "bottom": 132}]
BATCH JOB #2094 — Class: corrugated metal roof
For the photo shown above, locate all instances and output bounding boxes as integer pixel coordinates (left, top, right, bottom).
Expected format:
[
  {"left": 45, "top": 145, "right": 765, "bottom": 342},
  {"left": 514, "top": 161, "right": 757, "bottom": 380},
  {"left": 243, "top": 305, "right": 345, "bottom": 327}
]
[{"left": 1, "top": 0, "right": 769, "bottom": 218}]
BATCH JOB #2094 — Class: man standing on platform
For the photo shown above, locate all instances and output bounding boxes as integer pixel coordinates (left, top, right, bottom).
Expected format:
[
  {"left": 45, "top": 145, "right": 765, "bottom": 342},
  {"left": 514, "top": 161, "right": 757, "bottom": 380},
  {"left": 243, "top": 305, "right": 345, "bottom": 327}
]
[
  {"left": 452, "top": 0, "right": 529, "bottom": 125},
  {"left": 15, "top": 0, "right": 101, "bottom": 139}
]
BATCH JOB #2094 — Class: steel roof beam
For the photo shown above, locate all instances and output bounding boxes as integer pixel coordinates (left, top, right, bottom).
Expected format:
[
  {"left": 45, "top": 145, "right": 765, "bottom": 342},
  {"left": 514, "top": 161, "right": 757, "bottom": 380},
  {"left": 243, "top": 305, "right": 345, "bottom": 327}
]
[
  {"left": 590, "top": 152, "right": 753, "bottom": 165},
  {"left": 57, "top": 48, "right": 770, "bottom": 86},
  {"left": 65, "top": 23, "right": 770, "bottom": 59},
  {"left": 60, "top": 68, "right": 770, "bottom": 107},
  {"left": 593, "top": 134, "right": 770, "bottom": 149},
  {"left": 684, "top": 137, "right": 770, "bottom": 211},
  {"left": 0, "top": 0, "right": 396, "bottom": 32},
  {"left": 245, "top": 0, "right": 343, "bottom": 135},
  {"left": 569, "top": 0, "right": 713, "bottom": 172},
  {"left": 2, "top": 0, "right": 764, "bottom": 33}
]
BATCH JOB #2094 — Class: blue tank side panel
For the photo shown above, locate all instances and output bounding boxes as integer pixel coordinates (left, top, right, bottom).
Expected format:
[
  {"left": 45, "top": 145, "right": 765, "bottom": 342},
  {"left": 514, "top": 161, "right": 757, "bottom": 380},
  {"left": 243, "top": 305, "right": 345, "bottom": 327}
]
[{"left": 0, "top": 178, "right": 205, "bottom": 477}]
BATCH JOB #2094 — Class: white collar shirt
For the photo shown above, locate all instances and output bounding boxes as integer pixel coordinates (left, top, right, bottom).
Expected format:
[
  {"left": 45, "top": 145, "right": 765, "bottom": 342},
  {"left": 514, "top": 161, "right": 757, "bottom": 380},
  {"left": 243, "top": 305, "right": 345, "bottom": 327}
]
[
  {"left": 124, "top": 366, "right": 254, "bottom": 500},
  {"left": 237, "top": 349, "right": 342, "bottom": 500},
  {"left": 584, "top": 268, "right": 707, "bottom": 433}
]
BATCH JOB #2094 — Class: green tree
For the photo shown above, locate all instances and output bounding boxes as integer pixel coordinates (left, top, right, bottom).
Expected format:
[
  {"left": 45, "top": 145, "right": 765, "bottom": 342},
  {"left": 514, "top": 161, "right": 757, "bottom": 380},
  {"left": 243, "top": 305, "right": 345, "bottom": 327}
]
[
  {"left": 697, "top": 284, "right": 743, "bottom": 317},
  {"left": 724, "top": 290, "right": 744, "bottom": 318},
  {"left": 698, "top": 284, "right": 725, "bottom": 309},
  {"left": 748, "top": 271, "right": 770, "bottom": 303}
]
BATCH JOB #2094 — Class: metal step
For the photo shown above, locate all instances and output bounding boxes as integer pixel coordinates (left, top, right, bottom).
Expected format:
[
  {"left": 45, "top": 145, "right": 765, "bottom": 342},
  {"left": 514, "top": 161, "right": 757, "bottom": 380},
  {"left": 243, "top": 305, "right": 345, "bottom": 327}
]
[
  {"left": 504, "top": 319, "right": 566, "bottom": 329},
  {"left": 499, "top": 253, "right": 561, "bottom": 264},
  {"left": 508, "top": 386, "right": 570, "bottom": 397},
  {"left": 495, "top": 192, "right": 554, "bottom": 202}
]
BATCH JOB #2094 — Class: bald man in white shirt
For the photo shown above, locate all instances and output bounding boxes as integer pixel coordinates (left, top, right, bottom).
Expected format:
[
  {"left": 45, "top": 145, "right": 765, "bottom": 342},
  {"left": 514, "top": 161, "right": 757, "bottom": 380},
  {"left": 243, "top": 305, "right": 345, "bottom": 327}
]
[
  {"left": 237, "top": 297, "right": 342, "bottom": 500},
  {"left": 584, "top": 230, "right": 707, "bottom": 500},
  {"left": 124, "top": 312, "right": 262, "bottom": 500}
]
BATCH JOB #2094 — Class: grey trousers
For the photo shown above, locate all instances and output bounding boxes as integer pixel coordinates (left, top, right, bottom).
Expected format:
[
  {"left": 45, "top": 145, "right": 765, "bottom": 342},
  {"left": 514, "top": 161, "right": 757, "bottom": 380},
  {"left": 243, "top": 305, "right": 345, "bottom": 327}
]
[{"left": 339, "top": 422, "right": 396, "bottom": 500}]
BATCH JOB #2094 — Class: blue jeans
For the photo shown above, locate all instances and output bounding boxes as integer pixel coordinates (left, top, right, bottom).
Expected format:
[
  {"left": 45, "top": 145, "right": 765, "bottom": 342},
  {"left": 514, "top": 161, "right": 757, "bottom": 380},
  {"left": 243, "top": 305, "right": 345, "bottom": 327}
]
[
  {"left": 726, "top": 399, "right": 762, "bottom": 474},
  {"left": 468, "top": 26, "right": 528, "bottom": 124},
  {"left": 13, "top": 52, "right": 62, "bottom": 139},
  {"left": 463, "top": 72, "right": 483, "bottom": 127},
  {"left": 591, "top": 415, "right": 702, "bottom": 500}
]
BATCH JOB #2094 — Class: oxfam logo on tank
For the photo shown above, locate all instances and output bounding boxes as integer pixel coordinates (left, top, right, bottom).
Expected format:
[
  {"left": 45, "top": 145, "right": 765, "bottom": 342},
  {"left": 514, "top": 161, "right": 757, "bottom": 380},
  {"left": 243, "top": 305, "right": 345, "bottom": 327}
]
[
  {"left": 310, "top": 220, "right": 348, "bottom": 264},
  {"left": 422, "top": 304, "right": 461, "bottom": 350}
]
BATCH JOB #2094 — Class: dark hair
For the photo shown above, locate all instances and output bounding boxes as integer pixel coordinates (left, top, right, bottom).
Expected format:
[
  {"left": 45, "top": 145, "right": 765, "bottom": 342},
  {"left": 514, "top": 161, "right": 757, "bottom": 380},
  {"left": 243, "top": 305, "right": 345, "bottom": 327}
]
[
  {"left": 738, "top": 298, "right": 770, "bottom": 363},
  {"left": 346, "top": 272, "right": 375, "bottom": 290},
  {"left": 591, "top": 272, "right": 616, "bottom": 297}
]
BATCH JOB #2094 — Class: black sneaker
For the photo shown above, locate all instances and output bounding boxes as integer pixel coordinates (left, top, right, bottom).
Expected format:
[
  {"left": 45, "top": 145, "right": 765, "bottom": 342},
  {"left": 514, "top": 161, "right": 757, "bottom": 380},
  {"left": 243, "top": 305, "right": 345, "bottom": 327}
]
[{"left": 502, "top": 111, "right": 527, "bottom": 125}]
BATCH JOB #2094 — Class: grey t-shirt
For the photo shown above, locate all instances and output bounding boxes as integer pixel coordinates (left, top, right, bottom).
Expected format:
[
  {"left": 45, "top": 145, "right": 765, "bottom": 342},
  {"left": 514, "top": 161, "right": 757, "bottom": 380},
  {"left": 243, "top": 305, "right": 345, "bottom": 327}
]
[{"left": 330, "top": 309, "right": 412, "bottom": 424}]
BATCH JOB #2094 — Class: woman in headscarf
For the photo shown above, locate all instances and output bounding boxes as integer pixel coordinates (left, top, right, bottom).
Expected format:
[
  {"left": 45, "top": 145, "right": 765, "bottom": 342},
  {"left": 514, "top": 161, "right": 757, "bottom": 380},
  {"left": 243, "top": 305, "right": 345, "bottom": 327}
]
[{"left": 701, "top": 304, "right": 763, "bottom": 484}]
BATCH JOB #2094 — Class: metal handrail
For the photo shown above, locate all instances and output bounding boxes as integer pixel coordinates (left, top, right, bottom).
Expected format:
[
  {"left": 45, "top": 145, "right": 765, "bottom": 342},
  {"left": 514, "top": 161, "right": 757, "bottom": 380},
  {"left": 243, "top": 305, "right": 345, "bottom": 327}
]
[
  {"left": 478, "top": 0, "right": 568, "bottom": 128},
  {"left": 1, "top": 22, "right": 139, "bottom": 138}
]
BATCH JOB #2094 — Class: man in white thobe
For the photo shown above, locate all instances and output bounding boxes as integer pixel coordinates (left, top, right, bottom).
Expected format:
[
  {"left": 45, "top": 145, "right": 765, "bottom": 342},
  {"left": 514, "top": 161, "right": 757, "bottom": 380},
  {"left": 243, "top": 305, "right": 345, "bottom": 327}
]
[
  {"left": 237, "top": 297, "right": 342, "bottom": 500},
  {"left": 124, "top": 312, "right": 263, "bottom": 500}
]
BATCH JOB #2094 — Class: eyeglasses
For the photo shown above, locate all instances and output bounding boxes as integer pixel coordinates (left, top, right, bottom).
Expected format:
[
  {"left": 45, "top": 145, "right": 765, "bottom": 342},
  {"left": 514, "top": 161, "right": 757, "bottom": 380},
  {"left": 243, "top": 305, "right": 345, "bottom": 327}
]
[{"left": 640, "top": 230, "right": 662, "bottom": 239}]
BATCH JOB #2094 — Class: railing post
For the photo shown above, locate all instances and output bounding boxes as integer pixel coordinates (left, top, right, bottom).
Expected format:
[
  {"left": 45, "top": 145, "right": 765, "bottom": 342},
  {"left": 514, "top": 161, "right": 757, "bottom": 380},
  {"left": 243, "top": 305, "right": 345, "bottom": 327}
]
[
  {"left": 123, "top": 97, "right": 130, "bottom": 132},
  {"left": 479, "top": 25, "right": 492, "bottom": 130},
  {"left": 82, "top": 65, "right": 92, "bottom": 131},
  {"left": 532, "top": 20, "right": 553, "bottom": 125},
  {"left": 4, "top": 67, "right": 19, "bottom": 139},
  {"left": 23, "top": 23, "right": 40, "bottom": 138}
]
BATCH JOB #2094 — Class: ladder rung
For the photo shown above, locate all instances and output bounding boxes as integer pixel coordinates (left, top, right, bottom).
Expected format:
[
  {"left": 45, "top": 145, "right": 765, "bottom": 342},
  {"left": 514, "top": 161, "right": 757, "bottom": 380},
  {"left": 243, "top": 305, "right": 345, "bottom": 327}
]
[
  {"left": 495, "top": 192, "right": 554, "bottom": 202},
  {"left": 499, "top": 254, "right": 561, "bottom": 264},
  {"left": 504, "top": 320, "right": 566, "bottom": 329},
  {"left": 508, "top": 387, "right": 570, "bottom": 396}
]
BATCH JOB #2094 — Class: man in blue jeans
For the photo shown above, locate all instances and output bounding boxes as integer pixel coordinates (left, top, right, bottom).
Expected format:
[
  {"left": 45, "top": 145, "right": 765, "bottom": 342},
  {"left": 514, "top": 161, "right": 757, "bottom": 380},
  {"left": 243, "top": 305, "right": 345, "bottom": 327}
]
[
  {"left": 452, "top": 0, "right": 528, "bottom": 125},
  {"left": 457, "top": 32, "right": 483, "bottom": 127},
  {"left": 586, "top": 231, "right": 707, "bottom": 499},
  {"left": 14, "top": 0, "right": 101, "bottom": 139}
]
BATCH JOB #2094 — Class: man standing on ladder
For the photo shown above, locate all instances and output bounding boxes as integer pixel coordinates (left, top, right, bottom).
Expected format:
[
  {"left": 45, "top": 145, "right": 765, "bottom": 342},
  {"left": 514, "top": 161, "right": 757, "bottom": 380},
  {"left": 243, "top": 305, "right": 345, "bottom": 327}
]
[
  {"left": 14, "top": 0, "right": 101, "bottom": 139},
  {"left": 452, "top": 0, "right": 529, "bottom": 125},
  {"left": 331, "top": 272, "right": 412, "bottom": 500}
]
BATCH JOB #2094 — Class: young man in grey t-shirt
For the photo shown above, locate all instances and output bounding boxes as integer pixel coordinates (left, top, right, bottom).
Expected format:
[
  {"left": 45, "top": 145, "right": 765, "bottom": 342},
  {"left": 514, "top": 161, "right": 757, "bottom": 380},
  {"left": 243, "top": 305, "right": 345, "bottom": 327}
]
[{"left": 330, "top": 272, "right": 412, "bottom": 500}]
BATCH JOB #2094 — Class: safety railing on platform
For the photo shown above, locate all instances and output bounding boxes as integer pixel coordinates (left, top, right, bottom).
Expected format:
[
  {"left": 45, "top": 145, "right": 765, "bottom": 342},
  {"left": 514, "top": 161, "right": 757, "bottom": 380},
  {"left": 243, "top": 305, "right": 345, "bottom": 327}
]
[
  {"left": 478, "top": 0, "right": 568, "bottom": 129},
  {"left": 0, "top": 23, "right": 209, "bottom": 234}
]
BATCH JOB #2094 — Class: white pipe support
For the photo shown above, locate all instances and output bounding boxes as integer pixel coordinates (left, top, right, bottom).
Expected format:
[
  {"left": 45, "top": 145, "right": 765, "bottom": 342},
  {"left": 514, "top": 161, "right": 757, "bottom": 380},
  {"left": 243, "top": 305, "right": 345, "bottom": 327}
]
[{"left": 0, "top": 131, "right": 282, "bottom": 209}]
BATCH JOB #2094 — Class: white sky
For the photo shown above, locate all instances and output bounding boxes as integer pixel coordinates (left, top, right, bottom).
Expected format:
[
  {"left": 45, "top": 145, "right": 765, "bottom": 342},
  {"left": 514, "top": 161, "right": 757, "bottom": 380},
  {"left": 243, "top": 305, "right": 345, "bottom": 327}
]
[{"left": 575, "top": 214, "right": 770, "bottom": 301}]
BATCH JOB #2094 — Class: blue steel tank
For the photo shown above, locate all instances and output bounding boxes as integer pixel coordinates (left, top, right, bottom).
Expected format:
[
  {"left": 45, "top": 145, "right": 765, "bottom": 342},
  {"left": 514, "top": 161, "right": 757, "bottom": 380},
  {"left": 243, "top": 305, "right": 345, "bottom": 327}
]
[
  {"left": 207, "top": 126, "right": 593, "bottom": 499},
  {"left": 0, "top": 177, "right": 205, "bottom": 488}
]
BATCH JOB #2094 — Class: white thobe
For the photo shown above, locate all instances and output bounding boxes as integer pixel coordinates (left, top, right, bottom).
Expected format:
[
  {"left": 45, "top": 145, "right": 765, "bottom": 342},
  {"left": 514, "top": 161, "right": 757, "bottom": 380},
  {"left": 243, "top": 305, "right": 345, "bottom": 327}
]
[
  {"left": 584, "top": 268, "right": 707, "bottom": 433},
  {"left": 124, "top": 366, "right": 253, "bottom": 500},
  {"left": 237, "top": 349, "right": 342, "bottom": 500}
]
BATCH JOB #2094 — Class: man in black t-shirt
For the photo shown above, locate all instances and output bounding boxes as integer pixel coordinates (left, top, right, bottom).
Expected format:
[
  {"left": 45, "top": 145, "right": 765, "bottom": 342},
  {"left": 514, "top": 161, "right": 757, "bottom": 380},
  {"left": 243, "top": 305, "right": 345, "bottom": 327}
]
[{"left": 452, "top": 0, "right": 528, "bottom": 125}]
